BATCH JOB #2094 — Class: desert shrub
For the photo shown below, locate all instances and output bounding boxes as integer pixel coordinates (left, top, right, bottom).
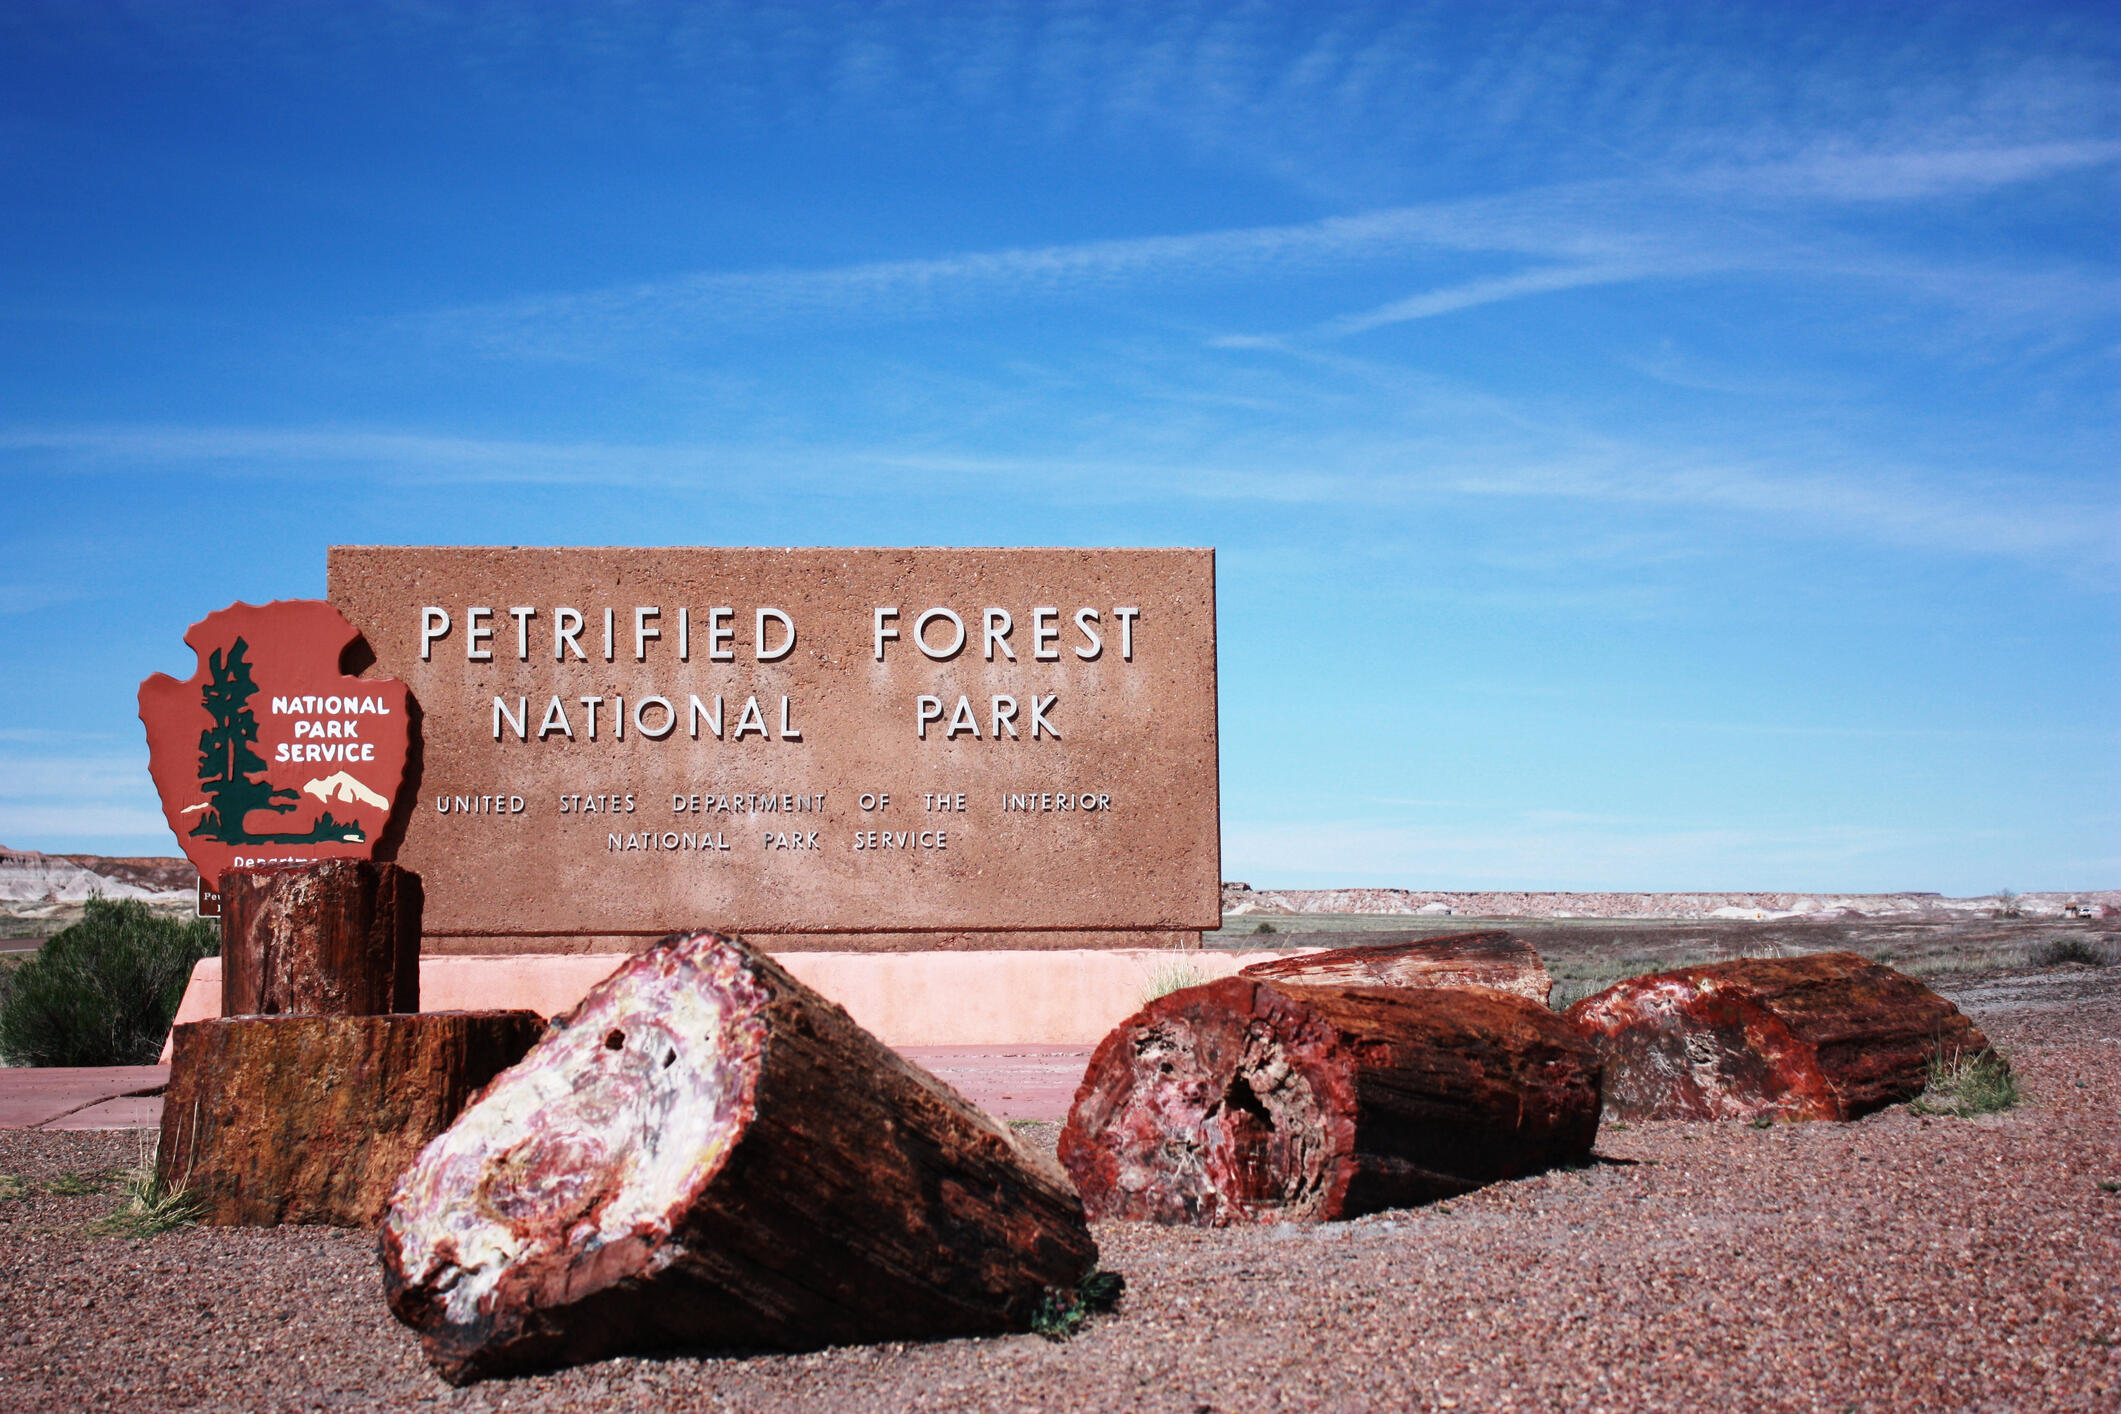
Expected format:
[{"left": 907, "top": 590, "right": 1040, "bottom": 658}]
[
  {"left": 1140, "top": 959, "right": 1210, "bottom": 1005},
  {"left": 88, "top": 1135, "right": 201, "bottom": 1238},
  {"left": 1909, "top": 1048, "right": 2018, "bottom": 1118},
  {"left": 0, "top": 898, "right": 218, "bottom": 1067},
  {"left": 1030, "top": 1269, "right": 1125, "bottom": 1341},
  {"left": 2030, "top": 937, "right": 2108, "bottom": 968}
]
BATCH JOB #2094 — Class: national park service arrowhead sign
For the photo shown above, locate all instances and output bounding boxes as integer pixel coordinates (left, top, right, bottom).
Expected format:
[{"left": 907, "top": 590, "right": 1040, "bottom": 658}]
[{"left": 140, "top": 600, "right": 410, "bottom": 912}]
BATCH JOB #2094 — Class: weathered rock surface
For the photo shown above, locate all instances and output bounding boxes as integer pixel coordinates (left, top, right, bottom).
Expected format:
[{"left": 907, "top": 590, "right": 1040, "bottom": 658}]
[
  {"left": 1239, "top": 930, "right": 1552, "bottom": 1004},
  {"left": 1059, "top": 978, "right": 1601, "bottom": 1226},
  {"left": 158, "top": 1011, "right": 543, "bottom": 1227},
  {"left": 1564, "top": 951, "right": 1993, "bottom": 1122},
  {"left": 220, "top": 859, "right": 420, "bottom": 1016},
  {"left": 379, "top": 930, "right": 1099, "bottom": 1385},
  {"left": 0, "top": 845, "right": 168, "bottom": 903}
]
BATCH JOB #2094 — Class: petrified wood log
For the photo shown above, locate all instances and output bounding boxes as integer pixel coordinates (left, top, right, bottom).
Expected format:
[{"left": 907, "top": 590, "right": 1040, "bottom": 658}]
[
  {"left": 1239, "top": 930, "right": 1553, "bottom": 1004},
  {"left": 1059, "top": 978, "right": 1601, "bottom": 1226},
  {"left": 220, "top": 859, "right": 421, "bottom": 1016},
  {"left": 1564, "top": 951, "right": 1993, "bottom": 1122},
  {"left": 380, "top": 930, "right": 1099, "bottom": 1385},
  {"left": 158, "top": 1010, "right": 542, "bottom": 1227}
]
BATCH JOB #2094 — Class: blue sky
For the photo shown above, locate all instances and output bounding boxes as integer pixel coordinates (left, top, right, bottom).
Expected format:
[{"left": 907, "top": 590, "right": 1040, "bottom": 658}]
[{"left": 1, "top": 1, "right": 2114, "bottom": 892}]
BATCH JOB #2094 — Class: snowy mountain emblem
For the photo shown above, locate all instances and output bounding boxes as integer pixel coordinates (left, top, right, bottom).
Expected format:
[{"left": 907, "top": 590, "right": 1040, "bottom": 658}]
[{"left": 304, "top": 771, "right": 392, "bottom": 810}]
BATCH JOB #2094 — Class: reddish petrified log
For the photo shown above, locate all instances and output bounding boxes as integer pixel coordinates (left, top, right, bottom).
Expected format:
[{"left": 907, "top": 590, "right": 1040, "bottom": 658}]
[
  {"left": 379, "top": 930, "right": 1099, "bottom": 1385},
  {"left": 158, "top": 1011, "right": 543, "bottom": 1227},
  {"left": 1239, "top": 930, "right": 1553, "bottom": 1005},
  {"left": 220, "top": 859, "right": 421, "bottom": 1016},
  {"left": 1564, "top": 951, "right": 1993, "bottom": 1122},
  {"left": 1059, "top": 978, "right": 1601, "bottom": 1226}
]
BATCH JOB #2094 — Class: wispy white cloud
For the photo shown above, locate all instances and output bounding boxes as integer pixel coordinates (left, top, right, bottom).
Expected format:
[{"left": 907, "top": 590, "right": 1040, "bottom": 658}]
[
  {"left": 0, "top": 744, "right": 173, "bottom": 850},
  {"left": 0, "top": 803, "right": 174, "bottom": 842},
  {"left": 1314, "top": 262, "right": 1665, "bottom": 336},
  {"left": 8, "top": 415, "right": 2113, "bottom": 569},
  {"left": 0, "top": 584, "right": 90, "bottom": 615},
  {"left": 402, "top": 139, "right": 2119, "bottom": 356}
]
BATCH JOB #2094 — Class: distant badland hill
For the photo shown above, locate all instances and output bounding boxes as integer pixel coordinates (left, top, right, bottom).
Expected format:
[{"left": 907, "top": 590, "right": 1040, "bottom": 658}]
[{"left": 1220, "top": 883, "right": 2118, "bottom": 922}]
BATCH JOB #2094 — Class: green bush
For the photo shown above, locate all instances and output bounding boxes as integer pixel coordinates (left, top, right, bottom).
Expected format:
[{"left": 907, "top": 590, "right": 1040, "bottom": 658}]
[
  {"left": 2031, "top": 937, "right": 2107, "bottom": 968},
  {"left": 0, "top": 898, "right": 218, "bottom": 1067},
  {"left": 1908, "top": 1048, "right": 2019, "bottom": 1118}
]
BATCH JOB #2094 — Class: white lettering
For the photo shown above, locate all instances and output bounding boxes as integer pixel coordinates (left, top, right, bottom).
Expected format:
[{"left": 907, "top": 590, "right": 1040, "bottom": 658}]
[
  {"left": 555, "top": 607, "right": 586, "bottom": 661},
  {"left": 984, "top": 608, "right": 1015, "bottom": 661},
  {"left": 874, "top": 606, "right": 900, "bottom": 661},
  {"left": 466, "top": 606, "right": 493, "bottom": 661},
  {"left": 915, "top": 694, "right": 943, "bottom": 739},
  {"left": 634, "top": 695, "right": 675, "bottom": 739},
  {"left": 732, "top": 696, "right": 769, "bottom": 740},
  {"left": 634, "top": 606, "right": 660, "bottom": 661},
  {"left": 538, "top": 696, "right": 573, "bottom": 739},
  {"left": 915, "top": 607, "right": 965, "bottom": 660},
  {"left": 779, "top": 695, "right": 801, "bottom": 741},
  {"left": 1074, "top": 607, "right": 1103, "bottom": 660},
  {"left": 509, "top": 606, "right": 536, "bottom": 660},
  {"left": 1115, "top": 606, "right": 1140, "bottom": 660},
  {"left": 709, "top": 606, "right": 735, "bottom": 661},
  {"left": 1033, "top": 606, "right": 1059, "bottom": 660},
  {"left": 991, "top": 695, "right": 1018, "bottom": 738},
  {"left": 419, "top": 607, "right": 450, "bottom": 660},
  {"left": 946, "top": 695, "right": 980, "bottom": 738},
  {"left": 756, "top": 607, "right": 796, "bottom": 661},
  {"left": 1031, "top": 693, "right": 1060, "bottom": 739},
  {"left": 689, "top": 694, "right": 724, "bottom": 740}
]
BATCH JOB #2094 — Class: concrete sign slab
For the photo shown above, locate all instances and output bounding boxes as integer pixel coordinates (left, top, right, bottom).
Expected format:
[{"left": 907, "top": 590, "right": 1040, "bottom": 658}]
[{"left": 329, "top": 547, "right": 1218, "bottom": 950}]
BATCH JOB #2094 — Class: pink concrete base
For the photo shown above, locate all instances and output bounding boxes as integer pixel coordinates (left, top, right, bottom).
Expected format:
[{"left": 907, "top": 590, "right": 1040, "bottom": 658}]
[
  {"left": 11, "top": 1050, "right": 1095, "bottom": 1129},
  {"left": 899, "top": 1046, "right": 1096, "bottom": 1121},
  {"left": 0, "top": 1065, "right": 168, "bottom": 1130},
  {"left": 161, "top": 947, "right": 1310, "bottom": 1059}
]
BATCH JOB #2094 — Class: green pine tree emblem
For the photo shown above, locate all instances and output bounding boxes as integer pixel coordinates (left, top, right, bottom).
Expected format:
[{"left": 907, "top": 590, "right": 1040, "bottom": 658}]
[{"left": 190, "top": 637, "right": 363, "bottom": 845}]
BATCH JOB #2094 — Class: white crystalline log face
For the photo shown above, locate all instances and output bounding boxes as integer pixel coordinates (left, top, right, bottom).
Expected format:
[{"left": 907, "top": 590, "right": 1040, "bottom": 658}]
[{"left": 383, "top": 935, "right": 769, "bottom": 1327}]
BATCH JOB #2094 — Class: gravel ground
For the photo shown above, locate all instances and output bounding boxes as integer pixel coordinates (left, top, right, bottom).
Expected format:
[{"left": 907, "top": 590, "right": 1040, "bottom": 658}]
[{"left": 2, "top": 966, "right": 2116, "bottom": 1413}]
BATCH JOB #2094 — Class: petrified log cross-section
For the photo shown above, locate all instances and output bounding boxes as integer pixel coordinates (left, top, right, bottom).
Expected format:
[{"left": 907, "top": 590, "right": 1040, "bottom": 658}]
[
  {"left": 1059, "top": 978, "right": 1602, "bottom": 1226},
  {"left": 1564, "top": 951, "right": 1994, "bottom": 1122},
  {"left": 219, "top": 858, "right": 420, "bottom": 1016},
  {"left": 158, "top": 1011, "right": 544, "bottom": 1227},
  {"left": 379, "top": 930, "right": 1099, "bottom": 1385},
  {"left": 1239, "top": 930, "right": 1553, "bottom": 1004}
]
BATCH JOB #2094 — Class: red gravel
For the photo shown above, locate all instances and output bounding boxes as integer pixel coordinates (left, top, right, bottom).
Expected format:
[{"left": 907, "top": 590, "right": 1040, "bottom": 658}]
[{"left": 2, "top": 966, "right": 2116, "bottom": 1412}]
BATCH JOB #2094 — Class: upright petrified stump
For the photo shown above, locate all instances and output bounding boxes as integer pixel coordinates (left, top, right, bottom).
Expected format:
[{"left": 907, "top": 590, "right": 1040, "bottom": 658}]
[
  {"left": 1240, "top": 930, "right": 1553, "bottom": 1005},
  {"left": 379, "top": 930, "right": 1099, "bottom": 1385},
  {"left": 1060, "top": 978, "right": 1601, "bottom": 1226},
  {"left": 158, "top": 1011, "right": 544, "bottom": 1227},
  {"left": 220, "top": 859, "right": 421, "bottom": 1016},
  {"left": 1564, "top": 951, "right": 1993, "bottom": 1123}
]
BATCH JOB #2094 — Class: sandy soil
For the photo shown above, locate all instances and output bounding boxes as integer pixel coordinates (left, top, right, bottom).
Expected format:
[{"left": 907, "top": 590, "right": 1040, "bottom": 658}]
[{"left": 2, "top": 965, "right": 2116, "bottom": 1412}]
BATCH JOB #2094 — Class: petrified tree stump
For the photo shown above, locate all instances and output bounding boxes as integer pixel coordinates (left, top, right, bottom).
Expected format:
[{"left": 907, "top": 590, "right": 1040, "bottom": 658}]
[
  {"left": 1240, "top": 930, "right": 1553, "bottom": 1005},
  {"left": 220, "top": 859, "right": 421, "bottom": 1016},
  {"left": 1059, "top": 978, "right": 1601, "bottom": 1226},
  {"left": 380, "top": 930, "right": 1099, "bottom": 1385},
  {"left": 1564, "top": 951, "right": 1994, "bottom": 1122},
  {"left": 158, "top": 1011, "right": 543, "bottom": 1227}
]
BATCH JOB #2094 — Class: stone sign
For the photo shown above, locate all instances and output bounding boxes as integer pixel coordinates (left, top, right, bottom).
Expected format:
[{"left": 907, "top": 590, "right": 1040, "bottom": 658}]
[
  {"left": 139, "top": 600, "right": 412, "bottom": 914},
  {"left": 328, "top": 547, "right": 1219, "bottom": 951}
]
